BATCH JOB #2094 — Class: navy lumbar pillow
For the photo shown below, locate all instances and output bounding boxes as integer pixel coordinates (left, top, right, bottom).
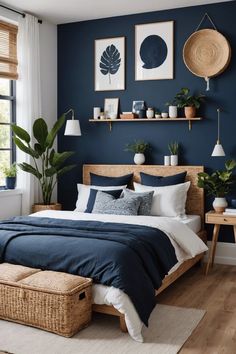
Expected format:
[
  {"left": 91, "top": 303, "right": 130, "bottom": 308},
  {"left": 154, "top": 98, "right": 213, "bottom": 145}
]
[
  {"left": 140, "top": 171, "right": 187, "bottom": 187},
  {"left": 85, "top": 189, "right": 123, "bottom": 213},
  {"left": 122, "top": 189, "right": 154, "bottom": 216},
  {"left": 90, "top": 172, "right": 133, "bottom": 187},
  {"left": 92, "top": 191, "right": 141, "bottom": 216}
]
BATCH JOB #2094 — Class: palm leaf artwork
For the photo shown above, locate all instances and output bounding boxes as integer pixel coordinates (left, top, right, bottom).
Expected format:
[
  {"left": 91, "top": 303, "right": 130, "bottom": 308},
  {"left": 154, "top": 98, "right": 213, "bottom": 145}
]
[{"left": 99, "top": 44, "right": 121, "bottom": 84}]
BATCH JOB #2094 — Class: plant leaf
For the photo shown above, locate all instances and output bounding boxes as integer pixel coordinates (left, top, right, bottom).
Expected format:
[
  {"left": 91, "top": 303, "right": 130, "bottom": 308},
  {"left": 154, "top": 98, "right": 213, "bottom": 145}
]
[
  {"left": 45, "top": 167, "right": 57, "bottom": 177},
  {"left": 11, "top": 124, "right": 31, "bottom": 144},
  {"left": 33, "top": 118, "right": 48, "bottom": 147},
  {"left": 34, "top": 143, "right": 45, "bottom": 156},
  {"left": 51, "top": 151, "right": 74, "bottom": 168},
  {"left": 46, "top": 114, "right": 65, "bottom": 148},
  {"left": 57, "top": 164, "right": 76, "bottom": 177},
  {"left": 100, "top": 44, "right": 121, "bottom": 82},
  {"left": 19, "top": 162, "right": 42, "bottom": 179},
  {"left": 13, "top": 137, "right": 39, "bottom": 158}
]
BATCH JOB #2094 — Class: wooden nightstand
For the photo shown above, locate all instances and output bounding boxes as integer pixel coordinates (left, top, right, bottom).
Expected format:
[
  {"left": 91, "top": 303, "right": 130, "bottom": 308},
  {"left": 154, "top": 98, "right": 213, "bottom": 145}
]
[{"left": 205, "top": 211, "right": 236, "bottom": 275}]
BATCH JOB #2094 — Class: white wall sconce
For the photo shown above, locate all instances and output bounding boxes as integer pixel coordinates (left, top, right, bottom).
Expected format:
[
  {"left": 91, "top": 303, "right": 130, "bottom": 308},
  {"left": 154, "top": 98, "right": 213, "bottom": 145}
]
[{"left": 211, "top": 108, "right": 225, "bottom": 157}]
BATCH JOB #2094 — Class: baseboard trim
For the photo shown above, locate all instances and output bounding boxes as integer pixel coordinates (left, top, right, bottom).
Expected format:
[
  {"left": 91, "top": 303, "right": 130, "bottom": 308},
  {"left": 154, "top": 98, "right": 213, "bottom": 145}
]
[{"left": 204, "top": 241, "right": 236, "bottom": 266}]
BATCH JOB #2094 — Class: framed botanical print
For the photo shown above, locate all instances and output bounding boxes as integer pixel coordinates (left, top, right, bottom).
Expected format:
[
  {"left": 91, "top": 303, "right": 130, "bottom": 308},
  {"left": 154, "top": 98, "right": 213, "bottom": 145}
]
[
  {"left": 135, "top": 21, "right": 174, "bottom": 81},
  {"left": 95, "top": 37, "right": 125, "bottom": 91},
  {"left": 104, "top": 98, "right": 119, "bottom": 118}
]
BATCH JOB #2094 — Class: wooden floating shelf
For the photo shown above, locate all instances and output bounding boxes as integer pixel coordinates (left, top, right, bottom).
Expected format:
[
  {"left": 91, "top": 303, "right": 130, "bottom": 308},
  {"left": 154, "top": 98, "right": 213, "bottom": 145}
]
[{"left": 89, "top": 117, "right": 202, "bottom": 131}]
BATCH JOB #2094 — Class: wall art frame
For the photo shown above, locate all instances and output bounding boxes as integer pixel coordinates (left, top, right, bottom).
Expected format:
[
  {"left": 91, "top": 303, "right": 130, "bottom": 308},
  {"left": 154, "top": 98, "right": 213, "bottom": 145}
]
[
  {"left": 135, "top": 21, "right": 174, "bottom": 81},
  {"left": 95, "top": 36, "right": 125, "bottom": 91},
  {"left": 104, "top": 98, "right": 119, "bottom": 118}
]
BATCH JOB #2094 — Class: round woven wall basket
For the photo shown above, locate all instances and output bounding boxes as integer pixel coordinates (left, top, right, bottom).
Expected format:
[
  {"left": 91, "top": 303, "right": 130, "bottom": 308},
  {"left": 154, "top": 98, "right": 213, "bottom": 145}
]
[{"left": 183, "top": 29, "right": 231, "bottom": 78}]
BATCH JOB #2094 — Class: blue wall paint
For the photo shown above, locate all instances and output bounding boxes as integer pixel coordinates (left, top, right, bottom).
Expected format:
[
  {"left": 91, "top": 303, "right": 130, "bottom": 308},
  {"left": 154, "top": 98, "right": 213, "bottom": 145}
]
[{"left": 58, "top": 1, "right": 236, "bottom": 242}]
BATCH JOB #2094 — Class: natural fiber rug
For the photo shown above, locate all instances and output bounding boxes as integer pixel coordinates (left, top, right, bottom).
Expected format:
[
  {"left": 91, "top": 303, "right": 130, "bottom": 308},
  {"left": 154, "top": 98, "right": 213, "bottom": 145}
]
[{"left": 0, "top": 304, "right": 205, "bottom": 354}]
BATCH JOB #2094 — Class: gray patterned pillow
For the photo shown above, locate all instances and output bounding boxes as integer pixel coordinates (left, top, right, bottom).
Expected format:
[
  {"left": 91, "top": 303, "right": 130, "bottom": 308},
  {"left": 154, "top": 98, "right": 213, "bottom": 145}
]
[
  {"left": 122, "top": 189, "right": 154, "bottom": 215},
  {"left": 92, "top": 191, "right": 141, "bottom": 216}
]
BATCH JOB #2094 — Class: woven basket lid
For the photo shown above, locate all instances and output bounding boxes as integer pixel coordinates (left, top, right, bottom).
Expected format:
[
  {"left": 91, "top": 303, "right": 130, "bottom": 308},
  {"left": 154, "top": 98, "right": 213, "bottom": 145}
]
[{"left": 183, "top": 29, "right": 231, "bottom": 78}]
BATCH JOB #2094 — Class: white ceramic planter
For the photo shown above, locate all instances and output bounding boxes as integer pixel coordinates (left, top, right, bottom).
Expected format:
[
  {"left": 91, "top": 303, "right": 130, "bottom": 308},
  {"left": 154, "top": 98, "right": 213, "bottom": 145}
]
[
  {"left": 213, "top": 197, "right": 228, "bottom": 213},
  {"left": 164, "top": 156, "right": 170, "bottom": 166},
  {"left": 169, "top": 106, "right": 178, "bottom": 118},
  {"left": 134, "top": 153, "right": 145, "bottom": 165},
  {"left": 170, "top": 155, "right": 178, "bottom": 166},
  {"left": 146, "top": 108, "right": 154, "bottom": 119}
]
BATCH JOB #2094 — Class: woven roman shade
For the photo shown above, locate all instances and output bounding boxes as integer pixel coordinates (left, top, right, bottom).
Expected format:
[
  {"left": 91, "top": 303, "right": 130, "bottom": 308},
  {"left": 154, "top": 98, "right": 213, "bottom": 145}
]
[{"left": 0, "top": 20, "right": 18, "bottom": 80}]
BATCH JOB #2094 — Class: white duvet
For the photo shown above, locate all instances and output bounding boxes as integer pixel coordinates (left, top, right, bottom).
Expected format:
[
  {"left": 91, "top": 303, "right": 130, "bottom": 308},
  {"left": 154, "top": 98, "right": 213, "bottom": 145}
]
[{"left": 31, "top": 210, "right": 208, "bottom": 342}]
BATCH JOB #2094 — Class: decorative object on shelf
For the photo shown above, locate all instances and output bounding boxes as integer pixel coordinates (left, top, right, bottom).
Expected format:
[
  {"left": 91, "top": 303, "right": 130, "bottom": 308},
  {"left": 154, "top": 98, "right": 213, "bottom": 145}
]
[
  {"left": 166, "top": 98, "right": 178, "bottom": 118},
  {"left": 120, "top": 113, "right": 136, "bottom": 119},
  {"left": 164, "top": 156, "right": 170, "bottom": 166},
  {"left": 3, "top": 163, "right": 17, "bottom": 189},
  {"left": 93, "top": 107, "right": 101, "bottom": 120},
  {"left": 12, "top": 115, "right": 76, "bottom": 210},
  {"left": 174, "top": 87, "right": 204, "bottom": 118},
  {"left": 125, "top": 140, "right": 150, "bottom": 165},
  {"left": 183, "top": 13, "right": 231, "bottom": 91},
  {"left": 139, "top": 109, "right": 146, "bottom": 118},
  {"left": 197, "top": 159, "right": 236, "bottom": 213},
  {"left": 64, "top": 109, "right": 81, "bottom": 136},
  {"left": 132, "top": 100, "right": 145, "bottom": 114},
  {"left": 155, "top": 111, "right": 161, "bottom": 118},
  {"left": 146, "top": 107, "right": 154, "bottom": 119},
  {"left": 211, "top": 108, "right": 225, "bottom": 157},
  {"left": 168, "top": 142, "right": 179, "bottom": 166},
  {"left": 100, "top": 112, "right": 105, "bottom": 120},
  {"left": 161, "top": 112, "right": 168, "bottom": 118},
  {"left": 135, "top": 21, "right": 174, "bottom": 81},
  {"left": 95, "top": 36, "right": 125, "bottom": 91},
  {"left": 104, "top": 98, "right": 119, "bottom": 119}
]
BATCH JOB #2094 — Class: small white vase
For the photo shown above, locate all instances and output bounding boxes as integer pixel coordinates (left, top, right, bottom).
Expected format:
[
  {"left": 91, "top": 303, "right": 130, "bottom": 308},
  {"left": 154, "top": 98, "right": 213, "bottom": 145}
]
[
  {"left": 169, "top": 106, "right": 178, "bottom": 118},
  {"left": 134, "top": 153, "right": 145, "bottom": 165},
  {"left": 164, "top": 156, "right": 170, "bottom": 166},
  {"left": 146, "top": 108, "right": 154, "bottom": 119},
  {"left": 213, "top": 197, "right": 228, "bottom": 213},
  {"left": 170, "top": 155, "right": 178, "bottom": 166}
]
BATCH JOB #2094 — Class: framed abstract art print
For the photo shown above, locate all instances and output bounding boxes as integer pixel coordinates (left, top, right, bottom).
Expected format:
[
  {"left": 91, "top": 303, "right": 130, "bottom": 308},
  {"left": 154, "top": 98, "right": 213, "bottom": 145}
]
[
  {"left": 95, "top": 37, "right": 125, "bottom": 91},
  {"left": 135, "top": 21, "right": 174, "bottom": 81}
]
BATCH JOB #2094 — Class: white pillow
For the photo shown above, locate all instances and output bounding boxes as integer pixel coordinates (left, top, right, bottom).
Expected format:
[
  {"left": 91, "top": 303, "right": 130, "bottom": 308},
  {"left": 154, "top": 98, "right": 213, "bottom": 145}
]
[
  {"left": 133, "top": 181, "right": 191, "bottom": 217},
  {"left": 75, "top": 184, "right": 126, "bottom": 212}
]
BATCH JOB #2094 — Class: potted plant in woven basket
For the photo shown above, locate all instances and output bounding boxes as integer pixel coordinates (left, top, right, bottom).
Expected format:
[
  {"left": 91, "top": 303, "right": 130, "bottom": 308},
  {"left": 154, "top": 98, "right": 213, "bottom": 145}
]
[
  {"left": 174, "top": 87, "right": 205, "bottom": 118},
  {"left": 197, "top": 160, "right": 236, "bottom": 213},
  {"left": 125, "top": 140, "right": 150, "bottom": 165},
  {"left": 12, "top": 115, "right": 76, "bottom": 212}
]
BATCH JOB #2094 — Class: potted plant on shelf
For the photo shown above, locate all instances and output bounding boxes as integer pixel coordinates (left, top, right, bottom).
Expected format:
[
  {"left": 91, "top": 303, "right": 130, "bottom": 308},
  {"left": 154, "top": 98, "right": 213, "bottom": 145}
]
[
  {"left": 197, "top": 160, "right": 236, "bottom": 213},
  {"left": 3, "top": 163, "right": 17, "bottom": 189},
  {"left": 174, "top": 87, "right": 205, "bottom": 118},
  {"left": 12, "top": 115, "right": 76, "bottom": 212},
  {"left": 125, "top": 140, "right": 150, "bottom": 165},
  {"left": 168, "top": 142, "right": 179, "bottom": 166}
]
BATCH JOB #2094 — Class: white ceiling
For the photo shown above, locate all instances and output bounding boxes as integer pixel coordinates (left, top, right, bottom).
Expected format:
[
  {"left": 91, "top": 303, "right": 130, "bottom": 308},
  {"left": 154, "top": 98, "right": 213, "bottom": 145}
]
[{"left": 0, "top": 0, "right": 232, "bottom": 24}]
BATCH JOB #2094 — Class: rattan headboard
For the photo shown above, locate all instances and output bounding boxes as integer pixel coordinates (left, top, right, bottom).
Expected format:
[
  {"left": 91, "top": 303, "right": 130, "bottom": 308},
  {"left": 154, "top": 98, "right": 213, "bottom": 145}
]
[{"left": 83, "top": 164, "right": 204, "bottom": 225}]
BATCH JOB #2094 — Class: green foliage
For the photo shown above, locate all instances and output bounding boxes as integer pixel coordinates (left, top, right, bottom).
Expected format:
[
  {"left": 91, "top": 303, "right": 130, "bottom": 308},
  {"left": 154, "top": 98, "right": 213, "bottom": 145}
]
[
  {"left": 174, "top": 87, "right": 205, "bottom": 109},
  {"left": 168, "top": 142, "right": 179, "bottom": 155},
  {"left": 125, "top": 140, "right": 150, "bottom": 154},
  {"left": 12, "top": 116, "right": 76, "bottom": 205},
  {"left": 3, "top": 162, "right": 17, "bottom": 177},
  {"left": 197, "top": 160, "right": 236, "bottom": 197}
]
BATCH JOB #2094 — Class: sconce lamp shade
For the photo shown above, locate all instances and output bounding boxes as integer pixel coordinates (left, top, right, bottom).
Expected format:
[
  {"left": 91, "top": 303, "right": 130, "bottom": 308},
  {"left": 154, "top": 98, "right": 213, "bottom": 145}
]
[
  {"left": 211, "top": 141, "right": 225, "bottom": 157},
  {"left": 64, "top": 119, "right": 81, "bottom": 136}
]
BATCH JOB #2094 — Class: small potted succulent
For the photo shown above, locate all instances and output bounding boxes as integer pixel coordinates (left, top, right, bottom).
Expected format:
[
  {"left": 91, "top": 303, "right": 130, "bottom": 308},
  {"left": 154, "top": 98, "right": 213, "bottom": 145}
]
[
  {"left": 197, "top": 160, "right": 236, "bottom": 213},
  {"left": 125, "top": 140, "right": 150, "bottom": 165},
  {"left": 3, "top": 163, "right": 17, "bottom": 189},
  {"left": 174, "top": 87, "right": 205, "bottom": 118},
  {"left": 168, "top": 142, "right": 179, "bottom": 166}
]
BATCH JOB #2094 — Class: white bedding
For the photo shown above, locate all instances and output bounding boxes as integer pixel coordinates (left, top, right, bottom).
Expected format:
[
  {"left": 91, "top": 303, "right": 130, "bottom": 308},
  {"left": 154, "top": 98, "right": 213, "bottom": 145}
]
[{"left": 31, "top": 210, "right": 207, "bottom": 342}]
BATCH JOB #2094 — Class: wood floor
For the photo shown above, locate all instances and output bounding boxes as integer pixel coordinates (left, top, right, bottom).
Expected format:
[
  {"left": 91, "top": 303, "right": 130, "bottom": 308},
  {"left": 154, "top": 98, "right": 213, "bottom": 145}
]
[{"left": 157, "top": 263, "right": 236, "bottom": 354}]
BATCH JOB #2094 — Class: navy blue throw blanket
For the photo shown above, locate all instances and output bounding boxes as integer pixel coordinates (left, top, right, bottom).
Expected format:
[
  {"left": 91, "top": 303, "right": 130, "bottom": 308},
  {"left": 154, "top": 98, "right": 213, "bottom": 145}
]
[{"left": 0, "top": 216, "right": 178, "bottom": 325}]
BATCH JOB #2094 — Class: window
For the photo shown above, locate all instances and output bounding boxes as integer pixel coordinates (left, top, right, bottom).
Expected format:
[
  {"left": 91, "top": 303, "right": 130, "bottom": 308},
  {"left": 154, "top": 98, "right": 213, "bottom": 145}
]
[{"left": 0, "top": 78, "right": 16, "bottom": 186}]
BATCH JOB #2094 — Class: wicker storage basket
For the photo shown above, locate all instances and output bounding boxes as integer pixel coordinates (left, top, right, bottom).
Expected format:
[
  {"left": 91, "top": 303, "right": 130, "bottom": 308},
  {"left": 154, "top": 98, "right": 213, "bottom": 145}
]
[{"left": 0, "top": 263, "right": 92, "bottom": 337}]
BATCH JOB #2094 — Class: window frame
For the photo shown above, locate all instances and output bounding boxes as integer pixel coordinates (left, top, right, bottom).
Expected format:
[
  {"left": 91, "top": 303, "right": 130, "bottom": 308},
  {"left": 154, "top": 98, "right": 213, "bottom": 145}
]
[{"left": 0, "top": 80, "right": 16, "bottom": 187}]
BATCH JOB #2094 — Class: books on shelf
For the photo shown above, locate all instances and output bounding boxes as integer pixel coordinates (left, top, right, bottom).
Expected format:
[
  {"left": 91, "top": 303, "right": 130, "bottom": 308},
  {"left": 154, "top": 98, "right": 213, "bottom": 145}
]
[{"left": 223, "top": 208, "right": 236, "bottom": 215}]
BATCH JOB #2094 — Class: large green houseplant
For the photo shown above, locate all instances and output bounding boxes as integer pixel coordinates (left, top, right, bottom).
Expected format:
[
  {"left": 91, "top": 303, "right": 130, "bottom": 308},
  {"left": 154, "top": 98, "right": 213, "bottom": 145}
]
[
  {"left": 12, "top": 114, "right": 76, "bottom": 210},
  {"left": 197, "top": 160, "right": 236, "bottom": 212}
]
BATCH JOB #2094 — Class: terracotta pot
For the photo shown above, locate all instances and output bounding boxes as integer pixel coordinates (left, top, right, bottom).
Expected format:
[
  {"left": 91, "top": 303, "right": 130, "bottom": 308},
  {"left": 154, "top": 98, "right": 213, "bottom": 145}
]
[
  {"left": 184, "top": 106, "right": 196, "bottom": 118},
  {"left": 32, "top": 203, "right": 62, "bottom": 213}
]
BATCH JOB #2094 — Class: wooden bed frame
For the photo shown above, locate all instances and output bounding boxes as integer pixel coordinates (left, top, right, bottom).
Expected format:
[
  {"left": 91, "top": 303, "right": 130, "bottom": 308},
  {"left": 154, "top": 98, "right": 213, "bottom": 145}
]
[{"left": 83, "top": 164, "right": 207, "bottom": 332}]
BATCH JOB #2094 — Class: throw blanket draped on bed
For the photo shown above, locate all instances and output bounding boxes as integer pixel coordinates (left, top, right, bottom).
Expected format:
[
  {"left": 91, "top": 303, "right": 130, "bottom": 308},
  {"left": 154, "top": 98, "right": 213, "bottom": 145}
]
[{"left": 0, "top": 216, "right": 178, "bottom": 325}]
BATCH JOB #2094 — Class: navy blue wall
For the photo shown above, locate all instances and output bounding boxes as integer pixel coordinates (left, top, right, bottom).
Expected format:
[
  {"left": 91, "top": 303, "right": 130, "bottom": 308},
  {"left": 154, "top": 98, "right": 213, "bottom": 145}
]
[{"left": 58, "top": 1, "right": 236, "bottom": 242}]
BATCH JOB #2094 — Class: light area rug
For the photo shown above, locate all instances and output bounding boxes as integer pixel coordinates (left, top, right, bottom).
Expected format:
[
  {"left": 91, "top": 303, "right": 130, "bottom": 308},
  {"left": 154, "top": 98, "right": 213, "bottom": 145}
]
[{"left": 0, "top": 304, "right": 205, "bottom": 354}]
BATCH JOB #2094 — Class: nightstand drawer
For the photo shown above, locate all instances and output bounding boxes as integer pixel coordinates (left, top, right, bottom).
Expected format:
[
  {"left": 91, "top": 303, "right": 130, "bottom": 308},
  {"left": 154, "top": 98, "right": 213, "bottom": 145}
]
[{"left": 206, "top": 213, "right": 236, "bottom": 225}]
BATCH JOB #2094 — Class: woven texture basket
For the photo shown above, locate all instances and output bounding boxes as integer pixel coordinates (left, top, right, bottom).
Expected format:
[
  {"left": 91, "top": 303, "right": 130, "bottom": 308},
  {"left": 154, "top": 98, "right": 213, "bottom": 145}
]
[{"left": 0, "top": 263, "right": 92, "bottom": 337}]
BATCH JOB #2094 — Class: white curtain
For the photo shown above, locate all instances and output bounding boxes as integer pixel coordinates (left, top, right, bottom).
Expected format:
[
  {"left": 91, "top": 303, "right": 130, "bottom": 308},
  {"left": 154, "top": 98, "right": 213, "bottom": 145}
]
[{"left": 16, "top": 14, "right": 42, "bottom": 214}]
